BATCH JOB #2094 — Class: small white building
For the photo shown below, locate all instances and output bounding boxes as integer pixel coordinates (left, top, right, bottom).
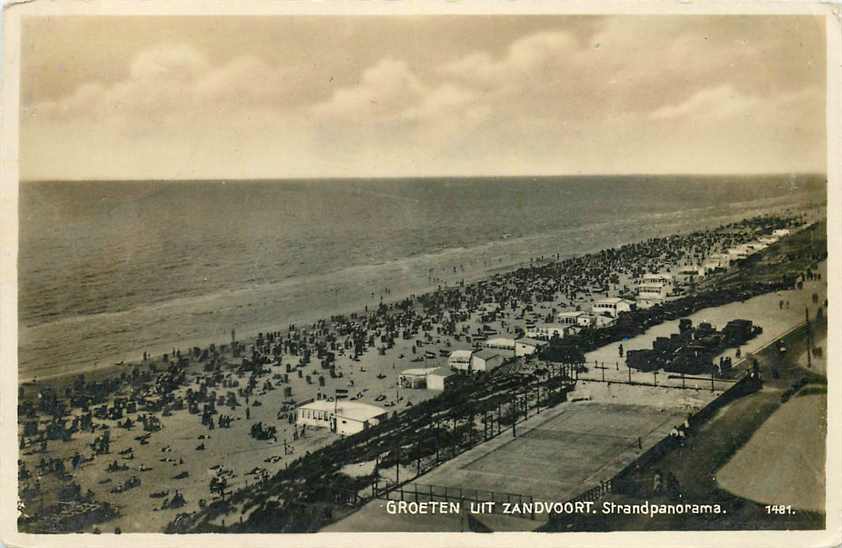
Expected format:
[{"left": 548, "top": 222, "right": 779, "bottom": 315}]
[
  {"left": 638, "top": 282, "right": 670, "bottom": 300},
  {"left": 640, "top": 273, "right": 674, "bottom": 293},
  {"left": 773, "top": 228, "right": 791, "bottom": 238},
  {"left": 727, "top": 245, "right": 752, "bottom": 261},
  {"left": 471, "top": 349, "right": 504, "bottom": 373},
  {"left": 558, "top": 311, "right": 587, "bottom": 326},
  {"left": 296, "top": 400, "right": 387, "bottom": 436},
  {"left": 515, "top": 337, "right": 548, "bottom": 357},
  {"left": 448, "top": 350, "right": 473, "bottom": 371},
  {"left": 711, "top": 253, "right": 732, "bottom": 267},
  {"left": 426, "top": 367, "right": 456, "bottom": 391},
  {"left": 676, "top": 266, "right": 704, "bottom": 285},
  {"left": 591, "top": 297, "right": 635, "bottom": 318},
  {"left": 399, "top": 367, "right": 437, "bottom": 389},
  {"left": 526, "top": 324, "right": 568, "bottom": 341},
  {"left": 592, "top": 314, "right": 616, "bottom": 328}
]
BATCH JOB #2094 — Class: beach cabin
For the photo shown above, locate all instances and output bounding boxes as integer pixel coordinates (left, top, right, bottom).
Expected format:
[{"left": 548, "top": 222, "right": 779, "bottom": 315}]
[
  {"left": 448, "top": 350, "right": 473, "bottom": 371},
  {"left": 591, "top": 297, "right": 635, "bottom": 318},
  {"left": 526, "top": 324, "right": 568, "bottom": 341},
  {"left": 426, "top": 367, "right": 456, "bottom": 391},
  {"left": 515, "top": 337, "right": 548, "bottom": 357},
  {"left": 296, "top": 400, "right": 387, "bottom": 436},
  {"left": 471, "top": 349, "right": 504, "bottom": 373}
]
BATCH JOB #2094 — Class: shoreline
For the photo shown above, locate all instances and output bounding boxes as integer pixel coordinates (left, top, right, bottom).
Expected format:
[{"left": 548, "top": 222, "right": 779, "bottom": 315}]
[{"left": 18, "top": 199, "right": 818, "bottom": 386}]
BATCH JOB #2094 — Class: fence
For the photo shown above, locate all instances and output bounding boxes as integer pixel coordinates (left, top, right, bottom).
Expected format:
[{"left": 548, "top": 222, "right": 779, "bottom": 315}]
[{"left": 569, "top": 360, "right": 768, "bottom": 504}]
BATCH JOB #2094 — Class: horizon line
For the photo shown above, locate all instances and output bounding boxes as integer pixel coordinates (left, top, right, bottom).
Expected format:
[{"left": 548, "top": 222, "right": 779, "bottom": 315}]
[{"left": 19, "top": 172, "right": 829, "bottom": 184}]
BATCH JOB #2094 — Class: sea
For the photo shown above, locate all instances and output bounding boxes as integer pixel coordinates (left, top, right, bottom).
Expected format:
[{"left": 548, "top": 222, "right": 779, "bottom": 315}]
[{"left": 18, "top": 175, "right": 826, "bottom": 381}]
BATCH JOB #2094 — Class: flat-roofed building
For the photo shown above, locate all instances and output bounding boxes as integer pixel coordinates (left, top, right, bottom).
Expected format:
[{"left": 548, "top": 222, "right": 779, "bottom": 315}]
[
  {"left": 471, "top": 349, "right": 504, "bottom": 373},
  {"left": 515, "top": 337, "right": 548, "bottom": 357},
  {"left": 638, "top": 282, "right": 669, "bottom": 300},
  {"left": 296, "top": 400, "right": 387, "bottom": 436},
  {"left": 641, "top": 273, "right": 674, "bottom": 292},
  {"left": 399, "top": 367, "right": 437, "bottom": 389},
  {"left": 727, "top": 245, "right": 752, "bottom": 261},
  {"left": 558, "top": 311, "right": 587, "bottom": 326},
  {"left": 592, "top": 314, "right": 616, "bottom": 328},
  {"left": 676, "top": 266, "right": 704, "bottom": 285},
  {"left": 426, "top": 367, "right": 456, "bottom": 391},
  {"left": 591, "top": 297, "right": 635, "bottom": 318},
  {"left": 448, "top": 350, "right": 473, "bottom": 371}
]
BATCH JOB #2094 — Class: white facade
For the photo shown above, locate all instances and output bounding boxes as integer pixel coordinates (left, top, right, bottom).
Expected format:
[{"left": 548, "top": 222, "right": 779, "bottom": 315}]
[
  {"left": 399, "top": 367, "right": 436, "bottom": 389},
  {"left": 557, "top": 311, "right": 586, "bottom": 326},
  {"left": 296, "top": 400, "right": 387, "bottom": 436},
  {"left": 448, "top": 350, "right": 473, "bottom": 371},
  {"left": 592, "top": 314, "right": 616, "bottom": 328},
  {"left": 676, "top": 266, "right": 704, "bottom": 285},
  {"left": 773, "top": 229, "right": 791, "bottom": 238},
  {"left": 711, "top": 253, "right": 732, "bottom": 268},
  {"left": 471, "top": 350, "right": 504, "bottom": 372},
  {"left": 727, "top": 246, "right": 752, "bottom": 261},
  {"left": 591, "top": 298, "right": 634, "bottom": 318},
  {"left": 641, "top": 273, "right": 674, "bottom": 292},
  {"left": 638, "top": 283, "right": 669, "bottom": 300},
  {"left": 515, "top": 338, "right": 548, "bottom": 357},
  {"left": 426, "top": 367, "right": 455, "bottom": 391}
]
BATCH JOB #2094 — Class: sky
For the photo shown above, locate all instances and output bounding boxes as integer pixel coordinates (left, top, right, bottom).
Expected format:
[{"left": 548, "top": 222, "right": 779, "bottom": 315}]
[{"left": 19, "top": 15, "right": 826, "bottom": 181}]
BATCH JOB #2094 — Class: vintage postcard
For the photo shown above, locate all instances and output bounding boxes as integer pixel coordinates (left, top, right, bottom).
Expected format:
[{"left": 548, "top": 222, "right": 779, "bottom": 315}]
[{"left": 1, "top": 1, "right": 839, "bottom": 547}]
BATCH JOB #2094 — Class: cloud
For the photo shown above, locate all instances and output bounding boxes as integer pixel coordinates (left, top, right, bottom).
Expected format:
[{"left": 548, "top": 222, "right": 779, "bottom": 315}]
[
  {"left": 650, "top": 84, "right": 760, "bottom": 120},
  {"left": 129, "top": 44, "right": 211, "bottom": 82},
  {"left": 20, "top": 17, "right": 826, "bottom": 180},
  {"left": 311, "top": 58, "right": 427, "bottom": 124},
  {"left": 442, "top": 31, "right": 579, "bottom": 88}
]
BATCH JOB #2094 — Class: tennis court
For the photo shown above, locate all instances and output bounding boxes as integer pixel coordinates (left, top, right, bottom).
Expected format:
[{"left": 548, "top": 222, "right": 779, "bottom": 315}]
[{"left": 412, "top": 401, "right": 686, "bottom": 502}]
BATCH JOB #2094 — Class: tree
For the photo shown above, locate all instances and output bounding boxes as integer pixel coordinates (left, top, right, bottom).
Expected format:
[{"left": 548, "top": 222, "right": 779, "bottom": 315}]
[{"left": 540, "top": 335, "right": 585, "bottom": 365}]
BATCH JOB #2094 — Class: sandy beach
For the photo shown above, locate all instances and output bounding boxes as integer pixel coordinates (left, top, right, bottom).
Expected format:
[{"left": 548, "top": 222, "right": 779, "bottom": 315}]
[{"left": 16, "top": 209, "right": 825, "bottom": 533}]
